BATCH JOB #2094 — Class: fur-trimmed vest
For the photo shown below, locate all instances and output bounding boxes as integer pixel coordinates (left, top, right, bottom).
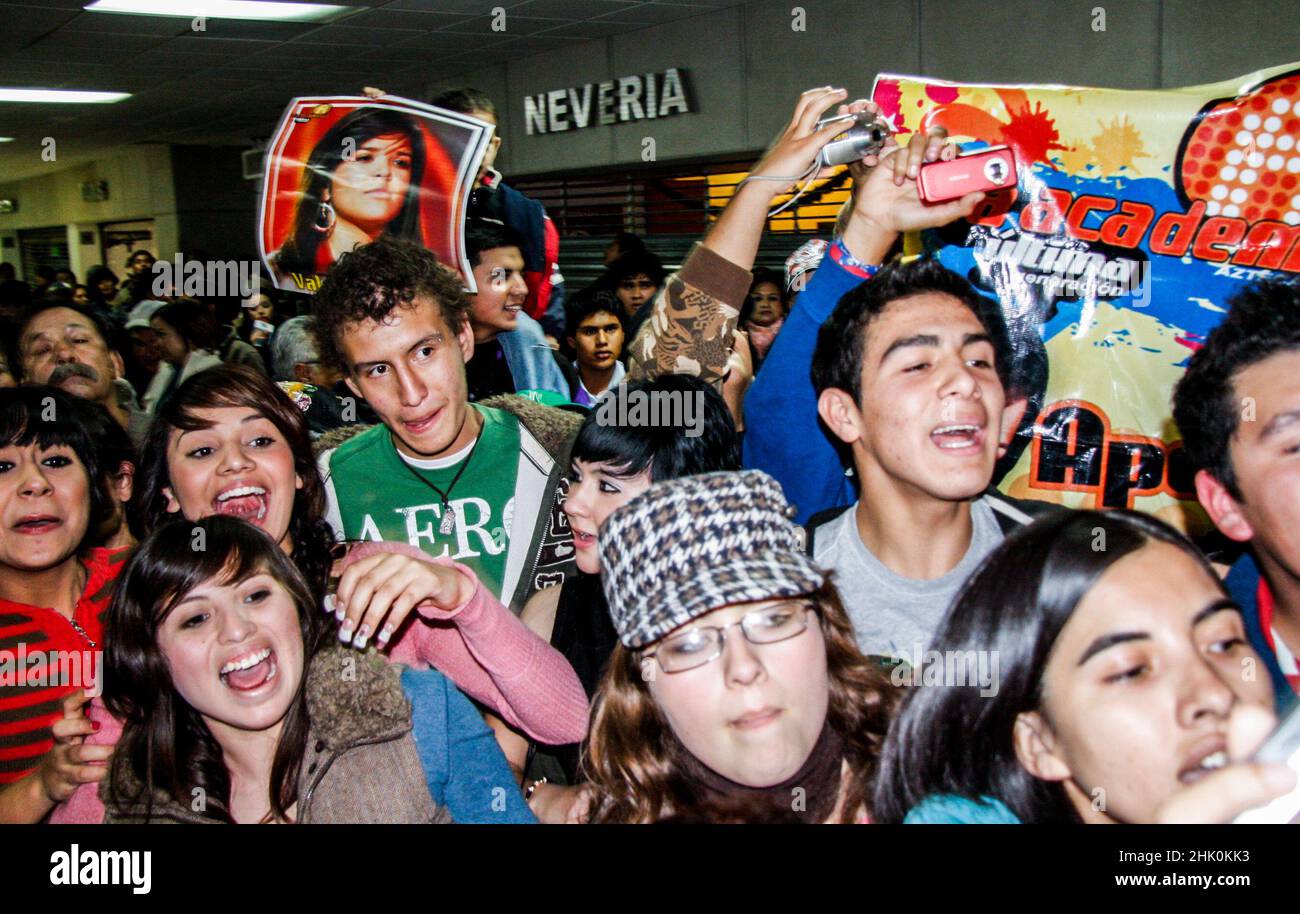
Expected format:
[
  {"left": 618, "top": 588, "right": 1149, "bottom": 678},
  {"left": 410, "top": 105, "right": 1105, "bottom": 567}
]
[{"left": 101, "top": 647, "right": 451, "bottom": 824}]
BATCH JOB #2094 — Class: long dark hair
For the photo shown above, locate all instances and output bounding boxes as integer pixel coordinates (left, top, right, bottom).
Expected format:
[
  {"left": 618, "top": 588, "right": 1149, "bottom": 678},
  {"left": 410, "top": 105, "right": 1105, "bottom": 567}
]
[
  {"left": 104, "top": 516, "right": 330, "bottom": 823},
  {"left": 584, "top": 580, "right": 897, "bottom": 823},
  {"left": 277, "top": 107, "right": 428, "bottom": 275},
  {"left": 129, "top": 364, "right": 336, "bottom": 601},
  {"left": 872, "top": 509, "right": 1227, "bottom": 824},
  {"left": 85, "top": 264, "right": 118, "bottom": 308}
]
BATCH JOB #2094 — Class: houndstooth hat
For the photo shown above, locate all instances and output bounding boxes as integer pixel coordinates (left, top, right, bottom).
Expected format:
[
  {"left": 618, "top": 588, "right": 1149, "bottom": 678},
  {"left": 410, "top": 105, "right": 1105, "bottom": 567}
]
[{"left": 599, "top": 469, "right": 825, "bottom": 649}]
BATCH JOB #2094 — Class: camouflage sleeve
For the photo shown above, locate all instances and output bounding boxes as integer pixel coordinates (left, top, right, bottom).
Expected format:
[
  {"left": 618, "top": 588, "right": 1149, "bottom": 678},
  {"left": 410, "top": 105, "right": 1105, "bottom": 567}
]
[{"left": 625, "top": 242, "right": 753, "bottom": 383}]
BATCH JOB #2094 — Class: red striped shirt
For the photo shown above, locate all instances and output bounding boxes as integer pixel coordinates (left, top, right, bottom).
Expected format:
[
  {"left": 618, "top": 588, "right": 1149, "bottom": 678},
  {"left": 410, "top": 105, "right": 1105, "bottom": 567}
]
[{"left": 0, "top": 548, "right": 127, "bottom": 784}]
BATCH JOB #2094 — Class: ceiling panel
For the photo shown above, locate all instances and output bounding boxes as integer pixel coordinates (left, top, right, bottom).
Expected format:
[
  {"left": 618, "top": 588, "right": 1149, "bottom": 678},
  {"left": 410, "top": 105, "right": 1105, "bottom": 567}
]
[
  {"left": 0, "top": 0, "right": 747, "bottom": 181},
  {"left": 339, "top": 8, "right": 474, "bottom": 30},
  {"left": 510, "top": 0, "right": 640, "bottom": 17}
]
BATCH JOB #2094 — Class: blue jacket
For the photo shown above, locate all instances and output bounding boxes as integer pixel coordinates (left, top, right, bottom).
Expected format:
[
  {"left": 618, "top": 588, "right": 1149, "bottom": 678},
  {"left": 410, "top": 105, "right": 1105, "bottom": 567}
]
[
  {"left": 498, "top": 311, "right": 570, "bottom": 400},
  {"left": 400, "top": 666, "right": 536, "bottom": 824},
  {"left": 743, "top": 249, "right": 863, "bottom": 523},
  {"left": 1224, "top": 551, "right": 1295, "bottom": 714}
]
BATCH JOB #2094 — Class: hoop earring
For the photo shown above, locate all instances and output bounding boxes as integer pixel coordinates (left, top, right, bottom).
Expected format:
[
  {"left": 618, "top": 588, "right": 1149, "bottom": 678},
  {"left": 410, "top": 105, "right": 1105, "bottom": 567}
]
[{"left": 314, "top": 201, "right": 336, "bottom": 233}]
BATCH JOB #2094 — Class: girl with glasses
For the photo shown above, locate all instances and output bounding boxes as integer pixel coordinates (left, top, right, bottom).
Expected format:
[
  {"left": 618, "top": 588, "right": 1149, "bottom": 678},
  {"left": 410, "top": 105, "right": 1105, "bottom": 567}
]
[{"left": 581, "top": 469, "right": 896, "bottom": 823}]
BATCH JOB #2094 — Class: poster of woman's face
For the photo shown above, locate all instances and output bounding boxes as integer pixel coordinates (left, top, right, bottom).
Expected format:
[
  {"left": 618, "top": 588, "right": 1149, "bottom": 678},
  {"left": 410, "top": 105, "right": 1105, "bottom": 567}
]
[{"left": 259, "top": 95, "right": 491, "bottom": 295}]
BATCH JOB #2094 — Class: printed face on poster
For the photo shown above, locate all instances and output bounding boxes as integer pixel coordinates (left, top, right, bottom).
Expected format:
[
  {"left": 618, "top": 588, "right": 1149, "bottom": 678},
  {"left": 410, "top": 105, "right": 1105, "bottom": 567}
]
[{"left": 258, "top": 95, "right": 492, "bottom": 295}]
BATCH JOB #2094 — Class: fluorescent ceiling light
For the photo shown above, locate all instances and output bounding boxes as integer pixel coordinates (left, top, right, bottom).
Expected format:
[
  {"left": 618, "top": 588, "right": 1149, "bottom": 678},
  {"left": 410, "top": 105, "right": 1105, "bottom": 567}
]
[
  {"left": 0, "top": 137, "right": 14, "bottom": 143},
  {"left": 84, "top": 1, "right": 358, "bottom": 22},
  {"left": 0, "top": 89, "right": 130, "bottom": 103}
]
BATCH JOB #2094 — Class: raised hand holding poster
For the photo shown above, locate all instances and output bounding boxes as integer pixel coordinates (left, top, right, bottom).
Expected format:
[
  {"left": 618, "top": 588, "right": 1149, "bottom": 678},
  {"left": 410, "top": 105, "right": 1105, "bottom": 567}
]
[{"left": 872, "top": 63, "right": 1300, "bottom": 535}]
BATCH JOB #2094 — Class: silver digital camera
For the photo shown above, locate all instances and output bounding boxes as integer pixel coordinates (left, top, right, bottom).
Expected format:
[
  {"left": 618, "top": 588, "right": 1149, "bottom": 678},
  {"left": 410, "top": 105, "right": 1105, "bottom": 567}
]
[{"left": 817, "top": 112, "right": 891, "bottom": 167}]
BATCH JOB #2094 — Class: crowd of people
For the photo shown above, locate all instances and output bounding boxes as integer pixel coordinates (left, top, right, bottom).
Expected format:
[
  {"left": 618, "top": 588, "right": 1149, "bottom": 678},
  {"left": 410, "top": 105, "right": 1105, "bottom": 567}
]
[{"left": 0, "top": 86, "right": 1297, "bottom": 826}]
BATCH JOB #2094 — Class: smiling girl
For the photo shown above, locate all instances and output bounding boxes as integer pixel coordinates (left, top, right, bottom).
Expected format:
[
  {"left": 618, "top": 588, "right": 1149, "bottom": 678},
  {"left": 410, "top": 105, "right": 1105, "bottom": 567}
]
[
  {"left": 100, "top": 516, "right": 531, "bottom": 824},
  {"left": 122, "top": 364, "right": 585, "bottom": 747}
]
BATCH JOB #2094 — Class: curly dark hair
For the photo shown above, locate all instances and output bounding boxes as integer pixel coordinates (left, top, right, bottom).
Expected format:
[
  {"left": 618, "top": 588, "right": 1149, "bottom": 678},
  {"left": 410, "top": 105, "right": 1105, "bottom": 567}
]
[
  {"left": 1172, "top": 281, "right": 1300, "bottom": 500},
  {"left": 311, "top": 234, "right": 470, "bottom": 375},
  {"left": 811, "top": 256, "right": 1012, "bottom": 403}
]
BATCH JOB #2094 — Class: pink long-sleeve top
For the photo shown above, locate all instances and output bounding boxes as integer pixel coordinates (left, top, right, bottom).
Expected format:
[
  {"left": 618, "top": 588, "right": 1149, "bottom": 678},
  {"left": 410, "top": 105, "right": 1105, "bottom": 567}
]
[{"left": 52, "top": 541, "right": 588, "bottom": 824}]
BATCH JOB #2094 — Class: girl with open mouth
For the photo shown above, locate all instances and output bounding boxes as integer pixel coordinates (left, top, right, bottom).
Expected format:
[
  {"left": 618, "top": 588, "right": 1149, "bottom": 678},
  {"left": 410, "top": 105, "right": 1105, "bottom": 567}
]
[
  {"left": 0, "top": 388, "right": 126, "bottom": 824},
  {"left": 94, "top": 516, "right": 532, "bottom": 824},
  {"left": 128, "top": 364, "right": 583, "bottom": 738}
]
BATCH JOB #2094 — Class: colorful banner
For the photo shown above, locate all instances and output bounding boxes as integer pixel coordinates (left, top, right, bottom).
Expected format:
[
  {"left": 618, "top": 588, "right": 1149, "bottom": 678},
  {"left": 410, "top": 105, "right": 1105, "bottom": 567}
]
[
  {"left": 258, "top": 95, "right": 492, "bottom": 295},
  {"left": 872, "top": 63, "right": 1300, "bottom": 535}
]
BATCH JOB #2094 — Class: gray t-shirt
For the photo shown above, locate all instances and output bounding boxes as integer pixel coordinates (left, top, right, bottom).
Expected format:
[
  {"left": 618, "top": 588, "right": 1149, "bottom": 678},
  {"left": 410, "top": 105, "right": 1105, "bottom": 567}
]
[{"left": 813, "top": 497, "right": 1004, "bottom": 662}]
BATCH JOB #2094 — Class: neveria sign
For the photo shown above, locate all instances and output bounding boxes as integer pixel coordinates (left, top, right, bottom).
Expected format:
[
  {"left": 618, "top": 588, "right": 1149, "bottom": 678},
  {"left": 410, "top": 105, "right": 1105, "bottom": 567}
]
[{"left": 523, "top": 68, "right": 690, "bottom": 135}]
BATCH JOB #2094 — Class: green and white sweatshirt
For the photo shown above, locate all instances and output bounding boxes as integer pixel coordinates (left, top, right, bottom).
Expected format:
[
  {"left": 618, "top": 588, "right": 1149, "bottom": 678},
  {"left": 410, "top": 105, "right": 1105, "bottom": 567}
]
[{"left": 320, "top": 397, "right": 581, "bottom": 613}]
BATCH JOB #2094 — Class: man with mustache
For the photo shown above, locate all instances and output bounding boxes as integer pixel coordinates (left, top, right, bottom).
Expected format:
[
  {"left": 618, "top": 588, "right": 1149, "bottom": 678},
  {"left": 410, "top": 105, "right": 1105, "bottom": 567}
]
[{"left": 16, "top": 303, "right": 150, "bottom": 449}]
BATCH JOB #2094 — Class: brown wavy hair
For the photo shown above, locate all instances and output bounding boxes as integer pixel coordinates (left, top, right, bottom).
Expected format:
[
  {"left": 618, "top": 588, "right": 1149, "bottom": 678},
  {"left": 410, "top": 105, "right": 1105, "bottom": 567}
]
[{"left": 581, "top": 579, "right": 898, "bottom": 824}]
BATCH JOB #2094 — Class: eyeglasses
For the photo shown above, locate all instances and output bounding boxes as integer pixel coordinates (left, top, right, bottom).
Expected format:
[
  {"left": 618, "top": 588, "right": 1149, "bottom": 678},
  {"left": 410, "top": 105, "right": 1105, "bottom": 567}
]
[{"left": 644, "top": 601, "right": 817, "bottom": 674}]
